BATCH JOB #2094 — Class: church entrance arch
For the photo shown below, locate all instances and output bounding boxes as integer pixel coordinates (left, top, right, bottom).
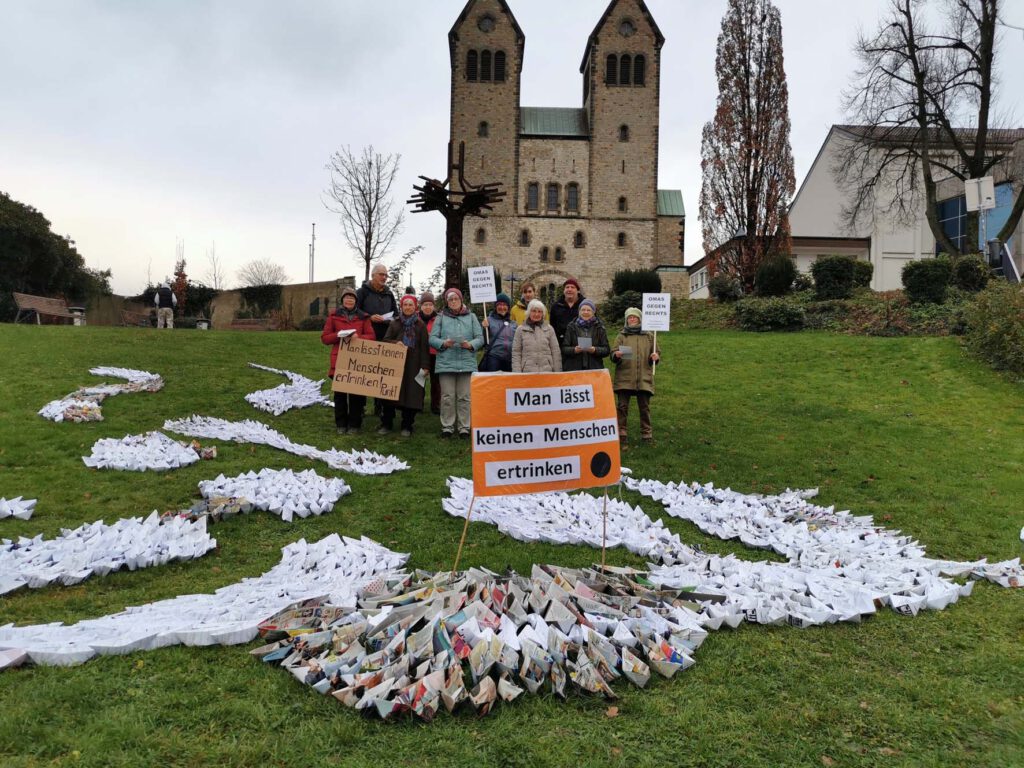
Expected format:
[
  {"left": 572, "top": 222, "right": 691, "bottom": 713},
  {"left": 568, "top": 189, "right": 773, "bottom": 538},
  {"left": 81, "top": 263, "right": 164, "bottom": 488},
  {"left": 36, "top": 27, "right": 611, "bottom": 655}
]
[{"left": 525, "top": 268, "right": 578, "bottom": 304}]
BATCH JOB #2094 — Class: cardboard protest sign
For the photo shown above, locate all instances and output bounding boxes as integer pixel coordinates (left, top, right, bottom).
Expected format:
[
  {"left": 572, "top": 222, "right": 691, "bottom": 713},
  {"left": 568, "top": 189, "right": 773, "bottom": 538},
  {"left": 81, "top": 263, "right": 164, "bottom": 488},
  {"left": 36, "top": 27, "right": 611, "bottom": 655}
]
[
  {"left": 470, "top": 370, "right": 620, "bottom": 497},
  {"left": 331, "top": 337, "right": 408, "bottom": 400},
  {"left": 468, "top": 266, "right": 497, "bottom": 305},
  {"left": 641, "top": 293, "right": 671, "bottom": 332}
]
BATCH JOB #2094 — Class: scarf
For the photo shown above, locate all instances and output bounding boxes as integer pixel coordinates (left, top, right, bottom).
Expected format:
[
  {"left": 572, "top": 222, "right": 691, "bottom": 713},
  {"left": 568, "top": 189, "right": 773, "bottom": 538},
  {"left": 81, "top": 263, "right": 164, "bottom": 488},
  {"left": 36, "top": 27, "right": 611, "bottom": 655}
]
[
  {"left": 622, "top": 323, "right": 643, "bottom": 336},
  {"left": 527, "top": 316, "right": 543, "bottom": 328},
  {"left": 400, "top": 313, "right": 419, "bottom": 348},
  {"left": 337, "top": 306, "right": 362, "bottom": 322},
  {"left": 442, "top": 305, "right": 469, "bottom": 318},
  {"left": 575, "top": 314, "right": 598, "bottom": 331}
]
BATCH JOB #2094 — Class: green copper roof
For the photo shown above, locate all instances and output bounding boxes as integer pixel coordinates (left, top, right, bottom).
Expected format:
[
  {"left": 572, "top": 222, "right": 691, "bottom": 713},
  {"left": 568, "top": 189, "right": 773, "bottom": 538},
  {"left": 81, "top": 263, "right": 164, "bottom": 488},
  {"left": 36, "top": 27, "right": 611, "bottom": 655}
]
[
  {"left": 520, "top": 107, "right": 588, "bottom": 137},
  {"left": 657, "top": 189, "right": 685, "bottom": 217}
]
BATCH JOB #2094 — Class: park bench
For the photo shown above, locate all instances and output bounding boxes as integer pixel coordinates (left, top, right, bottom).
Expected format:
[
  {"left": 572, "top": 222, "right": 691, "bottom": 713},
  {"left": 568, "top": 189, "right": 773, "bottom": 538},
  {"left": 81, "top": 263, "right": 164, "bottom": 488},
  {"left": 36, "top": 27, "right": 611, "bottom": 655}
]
[
  {"left": 227, "top": 318, "right": 280, "bottom": 331},
  {"left": 120, "top": 309, "right": 153, "bottom": 327},
  {"left": 13, "top": 292, "right": 79, "bottom": 325}
]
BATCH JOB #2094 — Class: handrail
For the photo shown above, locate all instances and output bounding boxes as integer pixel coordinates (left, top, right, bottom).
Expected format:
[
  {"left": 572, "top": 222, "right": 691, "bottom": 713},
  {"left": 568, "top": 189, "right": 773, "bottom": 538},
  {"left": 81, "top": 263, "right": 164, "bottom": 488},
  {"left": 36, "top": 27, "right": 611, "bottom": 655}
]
[{"left": 1001, "top": 243, "right": 1021, "bottom": 284}]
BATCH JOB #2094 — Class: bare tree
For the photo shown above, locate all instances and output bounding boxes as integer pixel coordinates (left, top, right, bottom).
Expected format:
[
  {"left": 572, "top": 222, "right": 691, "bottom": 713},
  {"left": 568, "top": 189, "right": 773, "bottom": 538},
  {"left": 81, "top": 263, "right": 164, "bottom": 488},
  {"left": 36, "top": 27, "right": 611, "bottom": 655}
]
[
  {"left": 385, "top": 245, "right": 424, "bottom": 296},
  {"left": 237, "top": 258, "right": 288, "bottom": 287},
  {"left": 837, "top": 0, "right": 1023, "bottom": 257},
  {"left": 698, "top": 0, "right": 796, "bottom": 292},
  {"left": 419, "top": 262, "right": 446, "bottom": 295},
  {"left": 324, "top": 145, "right": 405, "bottom": 283},
  {"left": 204, "top": 242, "right": 226, "bottom": 290}
]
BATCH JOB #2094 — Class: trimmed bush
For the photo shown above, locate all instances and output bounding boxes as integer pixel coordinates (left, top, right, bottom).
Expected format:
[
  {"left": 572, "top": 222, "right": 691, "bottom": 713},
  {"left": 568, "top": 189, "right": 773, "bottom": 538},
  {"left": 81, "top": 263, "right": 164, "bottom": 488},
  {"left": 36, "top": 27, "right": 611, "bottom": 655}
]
[
  {"left": 963, "top": 283, "right": 1024, "bottom": 376},
  {"left": 811, "top": 256, "right": 856, "bottom": 300},
  {"left": 298, "top": 315, "right": 326, "bottom": 331},
  {"left": 240, "top": 284, "right": 283, "bottom": 315},
  {"left": 793, "top": 272, "right": 814, "bottom": 292},
  {"left": 708, "top": 273, "right": 743, "bottom": 303},
  {"left": 735, "top": 297, "right": 805, "bottom": 331},
  {"left": 754, "top": 254, "right": 797, "bottom": 297},
  {"left": 611, "top": 269, "right": 661, "bottom": 296},
  {"left": 599, "top": 290, "right": 642, "bottom": 325},
  {"left": 853, "top": 260, "right": 874, "bottom": 289},
  {"left": 902, "top": 258, "right": 952, "bottom": 304},
  {"left": 952, "top": 256, "right": 990, "bottom": 292}
]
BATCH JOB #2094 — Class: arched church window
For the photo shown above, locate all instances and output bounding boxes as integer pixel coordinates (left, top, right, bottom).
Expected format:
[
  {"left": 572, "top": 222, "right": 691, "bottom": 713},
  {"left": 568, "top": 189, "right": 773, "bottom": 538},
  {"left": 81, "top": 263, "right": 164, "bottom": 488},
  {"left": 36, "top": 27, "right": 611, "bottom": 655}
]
[
  {"left": 466, "top": 50, "right": 478, "bottom": 81},
  {"left": 619, "top": 54, "right": 632, "bottom": 86},
  {"left": 480, "top": 50, "right": 492, "bottom": 81},
  {"left": 519, "top": 229, "right": 531, "bottom": 246},
  {"left": 566, "top": 183, "right": 579, "bottom": 213},
  {"left": 494, "top": 51, "right": 506, "bottom": 81},
  {"left": 619, "top": 124, "right": 630, "bottom": 142},
  {"left": 527, "top": 183, "right": 539, "bottom": 211},
  {"left": 606, "top": 55, "right": 618, "bottom": 86},
  {"left": 574, "top": 231, "right": 586, "bottom": 248},
  {"left": 478, "top": 121, "right": 489, "bottom": 137},
  {"left": 539, "top": 246, "right": 550, "bottom": 262},
  {"left": 634, "top": 55, "right": 646, "bottom": 85},
  {"left": 554, "top": 247, "right": 564, "bottom": 262},
  {"left": 618, "top": 196, "right": 628, "bottom": 212},
  {"left": 475, "top": 227, "right": 486, "bottom": 244},
  {"left": 617, "top": 232, "right": 627, "bottom": 247}
]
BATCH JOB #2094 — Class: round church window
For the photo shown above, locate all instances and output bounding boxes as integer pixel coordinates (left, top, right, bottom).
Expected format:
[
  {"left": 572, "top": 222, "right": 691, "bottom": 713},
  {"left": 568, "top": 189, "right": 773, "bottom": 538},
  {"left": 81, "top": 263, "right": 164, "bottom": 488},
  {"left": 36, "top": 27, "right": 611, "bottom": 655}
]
[
  {"left": 478, "top": 15, "right": 495, "bottom": 32},
  {"left": 618, "top": 19, "right": 636, "bottom": 37}
]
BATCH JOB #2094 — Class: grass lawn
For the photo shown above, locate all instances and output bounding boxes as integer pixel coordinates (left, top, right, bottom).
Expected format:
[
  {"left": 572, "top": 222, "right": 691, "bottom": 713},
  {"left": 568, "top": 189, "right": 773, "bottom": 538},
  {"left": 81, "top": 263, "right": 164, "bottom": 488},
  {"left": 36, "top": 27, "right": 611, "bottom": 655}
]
[{"left": 0, "top": 324, "right": 1022, "bottom": 768}]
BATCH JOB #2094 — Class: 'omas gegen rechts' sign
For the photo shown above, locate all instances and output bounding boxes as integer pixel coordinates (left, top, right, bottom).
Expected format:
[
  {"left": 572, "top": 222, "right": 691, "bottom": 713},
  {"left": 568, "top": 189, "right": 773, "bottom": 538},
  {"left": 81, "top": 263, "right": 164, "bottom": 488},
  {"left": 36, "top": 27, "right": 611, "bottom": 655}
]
[{"left": 470, "top": 370, "right": 621, "bottom": 496}]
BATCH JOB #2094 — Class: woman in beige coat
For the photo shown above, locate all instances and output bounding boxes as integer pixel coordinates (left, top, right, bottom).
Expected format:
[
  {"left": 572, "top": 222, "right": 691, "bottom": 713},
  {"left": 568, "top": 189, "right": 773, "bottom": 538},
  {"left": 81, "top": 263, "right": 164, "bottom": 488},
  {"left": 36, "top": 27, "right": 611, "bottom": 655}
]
[{"left": 512, "top": 300, "right": 562, "bottom": 373}]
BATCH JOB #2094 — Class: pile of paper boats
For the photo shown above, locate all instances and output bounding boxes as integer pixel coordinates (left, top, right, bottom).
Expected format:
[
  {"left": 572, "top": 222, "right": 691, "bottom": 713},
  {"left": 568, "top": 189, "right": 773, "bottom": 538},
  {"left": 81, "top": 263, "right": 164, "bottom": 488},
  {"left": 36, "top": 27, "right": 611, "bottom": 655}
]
[
  {"left": 0, "top": 497, "right": 36, "bottom": 521},
  {"left": 245, "top": 363, "right": 332, "bottom": 415},
  {"left": 197, "top": 468, "right": 351, "bottom": 522},
  {"left": 38, "top": 367, "right": 164, "bottom": 423},
  {"left": 82, "top": 431, "right": 216, "bottom": 472},
  {"left": 253, "top": 563, "right": 708, "bottom": 721}
]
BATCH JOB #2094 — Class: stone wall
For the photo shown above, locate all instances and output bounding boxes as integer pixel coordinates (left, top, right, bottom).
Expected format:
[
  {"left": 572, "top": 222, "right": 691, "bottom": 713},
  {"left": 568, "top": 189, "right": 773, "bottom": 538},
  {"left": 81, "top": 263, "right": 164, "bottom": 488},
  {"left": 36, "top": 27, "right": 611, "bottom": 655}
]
[{"left": 208, "top": 277, "right": 355, "bottom": 329}]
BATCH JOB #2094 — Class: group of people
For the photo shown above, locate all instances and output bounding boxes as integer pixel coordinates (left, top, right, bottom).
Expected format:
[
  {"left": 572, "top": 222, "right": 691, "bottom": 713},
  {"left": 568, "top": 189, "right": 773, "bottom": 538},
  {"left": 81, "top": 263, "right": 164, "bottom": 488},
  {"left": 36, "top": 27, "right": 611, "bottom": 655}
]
[{"left": 321, "top": 264, "right": 661, "bottom": 443}]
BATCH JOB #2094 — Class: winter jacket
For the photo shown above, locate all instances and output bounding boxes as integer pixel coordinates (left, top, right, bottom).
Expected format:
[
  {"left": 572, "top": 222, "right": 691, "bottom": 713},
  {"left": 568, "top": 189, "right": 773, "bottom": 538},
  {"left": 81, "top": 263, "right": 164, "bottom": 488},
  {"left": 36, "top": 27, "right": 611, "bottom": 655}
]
[
  {"left": 480, "top": 312, "right": 517, "bottom": 371},
  {"left": 611, "top": 331, "right": 661, "bottom": 394},
  {"left": 321, "top": 309, "right": 375, "bottom": 377},
  {"left": 550, "top": 297, "right": 583, "bottom": 344},
  {"left": 429, "top": 311, "right": 485, "bottom": 374},
  {"left": 561, "top": 320, "right": 610, "bottom": 371},
  {"left": 512, "top": 322, "right": 562, "bottom": 373},
  {"left": 355, "top": 281, "right": 398, "bottom": 340},
  {"left": 154, "top": 285, "right": 177, "bottom": 309},
  {"left": 510, "top": 300, "right": 547, "bottom": 327},
  {"left": 382, "top": 317, "right": 431, "bottom": 410},
  {"left": 419, "top": 310, "right": 438, "bottom": 356}
]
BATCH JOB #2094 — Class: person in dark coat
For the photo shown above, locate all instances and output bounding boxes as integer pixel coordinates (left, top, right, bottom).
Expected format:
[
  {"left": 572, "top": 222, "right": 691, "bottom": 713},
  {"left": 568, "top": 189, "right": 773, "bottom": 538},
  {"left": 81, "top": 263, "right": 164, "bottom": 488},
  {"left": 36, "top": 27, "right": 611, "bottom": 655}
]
[
  {"left": 418, "top": 291, "right": 441, "bottom": 415},
  {"left": 379, "top": 294, "right": 431, "bottom": 437},
  {"left": 561, "top": 299, "right": 610, "bottom": 371},
  {"left": 549, "top": 277, "right": 583, "bottom": 345},
  {"left": 321, "top": 287, "right": 376, "bottom": 434},
  {"left": 356, "top": 263, "right": 398, "bottom": 417},
  {"left": 478, "top": 293, "right": 516, "bottom": 372}
]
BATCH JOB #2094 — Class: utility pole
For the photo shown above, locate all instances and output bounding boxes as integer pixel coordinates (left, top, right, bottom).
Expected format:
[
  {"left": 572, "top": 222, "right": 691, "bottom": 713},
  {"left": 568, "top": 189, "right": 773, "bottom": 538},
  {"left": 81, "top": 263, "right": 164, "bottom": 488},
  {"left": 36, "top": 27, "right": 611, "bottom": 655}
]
[{"left": 308, "top": 222, "right": 316, "bottom": 283}]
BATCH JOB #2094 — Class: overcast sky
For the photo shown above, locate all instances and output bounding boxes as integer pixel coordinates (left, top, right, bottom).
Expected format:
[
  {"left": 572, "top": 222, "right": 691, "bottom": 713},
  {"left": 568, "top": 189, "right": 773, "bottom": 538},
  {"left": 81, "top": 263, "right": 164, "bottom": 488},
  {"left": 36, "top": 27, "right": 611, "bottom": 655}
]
[{"left": 2, "top": 0, "right": 1023, "bottom": 295}]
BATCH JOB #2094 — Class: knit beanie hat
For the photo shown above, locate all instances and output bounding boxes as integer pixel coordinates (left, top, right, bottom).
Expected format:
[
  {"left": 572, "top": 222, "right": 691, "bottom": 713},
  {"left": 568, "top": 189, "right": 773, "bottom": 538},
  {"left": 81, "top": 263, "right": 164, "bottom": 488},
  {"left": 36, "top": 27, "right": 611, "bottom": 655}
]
[
  {"left": 444, "top": 287, "right": 463, "bottom": 303},
  {"left": 495, "top": 292, "right": 511, "bottom": 307},
  {"left": 340, "top": 286, "right": 358, "bottom": 301},
  {"left": 624, "top": 307, "right": 642, "bottom": 322},
  {"left": 419, "top": 290, "right": 435, "bottom": 305},
  {"left": 563, "top": 278, "right": 580, "bottom": 291},
  {"left": 579, "top": 299, "right": 597, "bottom": 313},
  {"left": 400, "top": 294, "right": 418, "bottom": 309}
]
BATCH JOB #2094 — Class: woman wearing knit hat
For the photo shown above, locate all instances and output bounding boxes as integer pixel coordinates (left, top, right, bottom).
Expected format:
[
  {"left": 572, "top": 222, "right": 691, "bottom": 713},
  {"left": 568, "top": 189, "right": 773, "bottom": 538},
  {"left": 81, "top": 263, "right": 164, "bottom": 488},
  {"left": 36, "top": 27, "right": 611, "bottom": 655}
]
[
  {"left": 512, "top": 299, "right": 562, "bottom": 373},
  {"left": 479, "top": 292, "right": 517, "bottom": 373},
  {"left": 320, "top": 286, "right": 376, "bottom": 434},
  {"left": 418, "top": 291, "right": 441, "bottom": 415},
  {"left": 561, "top": 298, "right": 610, "bottom": 371},
  {"left": 379, "top": 294, "right": 431, "bottom": 437},
  {"left": 429, "top": 287, "right": 484, "bottom": 437},
  {"left": 610, "top": 307, "right": 661, "bottom": 444}
]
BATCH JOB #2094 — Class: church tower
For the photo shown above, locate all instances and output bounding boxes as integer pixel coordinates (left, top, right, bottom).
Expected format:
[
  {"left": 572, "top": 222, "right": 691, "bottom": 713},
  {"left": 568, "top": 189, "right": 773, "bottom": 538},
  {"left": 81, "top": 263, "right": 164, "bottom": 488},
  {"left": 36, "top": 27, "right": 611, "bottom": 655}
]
[
  {"left": 449, "top": 0, "right": 524, "bottom": 218},
  {"left": 582, "top": 0, "right": 664, "bottom": 222}
]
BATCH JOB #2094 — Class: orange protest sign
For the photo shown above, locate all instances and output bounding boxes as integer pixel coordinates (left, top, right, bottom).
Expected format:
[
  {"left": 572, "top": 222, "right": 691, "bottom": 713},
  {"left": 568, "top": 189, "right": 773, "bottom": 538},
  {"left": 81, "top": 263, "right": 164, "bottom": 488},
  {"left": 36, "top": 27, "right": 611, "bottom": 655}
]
[{"left": 470, "top": 370, "right": 621, "bottom": 497}]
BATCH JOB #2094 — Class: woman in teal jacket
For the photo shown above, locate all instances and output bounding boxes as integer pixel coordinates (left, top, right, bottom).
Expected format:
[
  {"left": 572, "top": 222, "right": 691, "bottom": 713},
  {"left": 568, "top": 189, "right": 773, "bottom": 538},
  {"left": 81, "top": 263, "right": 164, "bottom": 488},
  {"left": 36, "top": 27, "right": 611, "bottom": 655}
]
[{"left": 429, "top": 287, "right": 484, "bottom": 437}]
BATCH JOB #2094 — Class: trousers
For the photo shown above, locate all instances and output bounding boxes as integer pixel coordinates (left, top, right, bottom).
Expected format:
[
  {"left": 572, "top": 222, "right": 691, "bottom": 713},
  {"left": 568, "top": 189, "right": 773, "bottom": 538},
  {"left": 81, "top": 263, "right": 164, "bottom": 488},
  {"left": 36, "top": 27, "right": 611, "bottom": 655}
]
[
  {"left": 157, "top": 307, "right": 174, "bottom": 329},
  {"left": 616, "top": 390, "right": 652, "bottom": 439},
  {"left": 334, "top": 392, "right": 366, "bottom": 429},
  {"left": 439, "top": 372, "right": 472, "bottom": 434}
]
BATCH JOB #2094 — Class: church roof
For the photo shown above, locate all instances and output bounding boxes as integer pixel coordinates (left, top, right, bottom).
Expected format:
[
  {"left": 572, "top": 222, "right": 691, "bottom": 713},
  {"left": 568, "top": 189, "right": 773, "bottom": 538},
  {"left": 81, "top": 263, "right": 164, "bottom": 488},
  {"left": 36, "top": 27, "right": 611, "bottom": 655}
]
[
  {"left": 520, "top": 107, "right": 589, "bottom": 138},
  {"left": 657, "top": 189, "right": 685, "bottom": 217}
]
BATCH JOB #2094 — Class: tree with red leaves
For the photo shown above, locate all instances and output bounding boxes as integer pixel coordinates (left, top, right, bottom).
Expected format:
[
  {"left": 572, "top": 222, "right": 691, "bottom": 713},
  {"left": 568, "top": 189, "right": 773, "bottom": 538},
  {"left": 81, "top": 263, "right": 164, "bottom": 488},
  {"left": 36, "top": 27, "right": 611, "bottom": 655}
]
[
  {"left": 172, "top": 258, "right": 187, "bottom": 316},
  {"left": 698, "top": 0, "right": 795, "bottom": 294}
]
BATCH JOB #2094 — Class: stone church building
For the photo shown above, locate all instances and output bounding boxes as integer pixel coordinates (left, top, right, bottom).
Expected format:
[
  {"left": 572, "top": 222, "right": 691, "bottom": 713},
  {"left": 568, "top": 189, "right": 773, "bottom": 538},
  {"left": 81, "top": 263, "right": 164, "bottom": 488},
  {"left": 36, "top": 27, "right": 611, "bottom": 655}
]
[{"left": 449, "top": 0, "right": 685, "bottom": 301}]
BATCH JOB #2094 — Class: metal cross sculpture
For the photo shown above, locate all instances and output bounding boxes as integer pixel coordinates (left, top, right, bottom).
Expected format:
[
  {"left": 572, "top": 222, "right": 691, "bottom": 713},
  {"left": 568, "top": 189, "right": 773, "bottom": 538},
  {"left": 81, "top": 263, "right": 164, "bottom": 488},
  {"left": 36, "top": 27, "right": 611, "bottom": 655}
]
[{"left": 408, "top": 141, "right": 506, "bottom": 290}]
